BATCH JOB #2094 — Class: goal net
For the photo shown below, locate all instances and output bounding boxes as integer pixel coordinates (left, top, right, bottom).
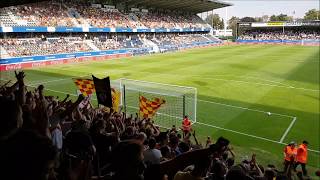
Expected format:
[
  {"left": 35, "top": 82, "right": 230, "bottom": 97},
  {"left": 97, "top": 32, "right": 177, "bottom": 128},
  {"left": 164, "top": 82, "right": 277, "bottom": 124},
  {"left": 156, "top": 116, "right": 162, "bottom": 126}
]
[{"left": 113, "top": 78, "right": 197, "bottom": 129}]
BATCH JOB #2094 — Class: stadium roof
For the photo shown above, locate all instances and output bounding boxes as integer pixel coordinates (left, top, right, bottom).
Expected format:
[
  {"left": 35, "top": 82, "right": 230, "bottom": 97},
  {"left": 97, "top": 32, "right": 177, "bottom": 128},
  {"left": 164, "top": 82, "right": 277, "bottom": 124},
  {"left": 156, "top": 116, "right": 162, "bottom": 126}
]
[{"left": 122, "top": 0, "right": 232, "bottom": 13}]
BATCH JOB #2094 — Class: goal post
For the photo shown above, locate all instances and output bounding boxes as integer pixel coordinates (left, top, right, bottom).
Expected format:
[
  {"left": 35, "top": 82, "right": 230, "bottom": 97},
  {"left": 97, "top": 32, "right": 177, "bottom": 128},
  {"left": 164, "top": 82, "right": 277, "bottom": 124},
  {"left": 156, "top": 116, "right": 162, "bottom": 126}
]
[{"left": 112, "top": 78, "right": 197, "bottom": 129}]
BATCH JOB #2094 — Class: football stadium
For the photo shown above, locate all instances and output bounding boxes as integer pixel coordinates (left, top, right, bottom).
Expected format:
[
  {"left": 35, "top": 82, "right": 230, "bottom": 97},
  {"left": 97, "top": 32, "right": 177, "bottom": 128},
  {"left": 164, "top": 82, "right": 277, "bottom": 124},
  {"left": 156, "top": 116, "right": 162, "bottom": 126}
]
[{"left": 0, "top": 0, "right": 319, "bottom": 179}]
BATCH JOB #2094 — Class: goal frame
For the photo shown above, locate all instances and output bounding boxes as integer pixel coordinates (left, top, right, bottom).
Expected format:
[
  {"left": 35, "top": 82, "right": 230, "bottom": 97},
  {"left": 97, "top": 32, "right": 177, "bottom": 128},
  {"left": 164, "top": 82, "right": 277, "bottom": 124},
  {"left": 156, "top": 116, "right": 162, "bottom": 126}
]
[{"left": 113, "top": 78, "right": 197, "bottom": 125}]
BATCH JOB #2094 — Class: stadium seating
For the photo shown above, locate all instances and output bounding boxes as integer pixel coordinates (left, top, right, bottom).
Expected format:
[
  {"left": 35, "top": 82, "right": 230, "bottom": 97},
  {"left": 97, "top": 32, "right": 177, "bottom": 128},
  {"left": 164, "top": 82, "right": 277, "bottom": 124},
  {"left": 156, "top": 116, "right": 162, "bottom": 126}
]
[
  {"left": 239, "top": 30, "right": 320, "bottom": 41},
  {"left": 0, "top": 2, "right": 209, "bottom": 29},
  {"left": 0, "top": 37, "right": 92, "bottom": 57},
  {"left": 0, "top": 34, "right": 220, "bottom": 58},
  {"left": 0, "top": 2, "right": 74, "bottom": 27}
]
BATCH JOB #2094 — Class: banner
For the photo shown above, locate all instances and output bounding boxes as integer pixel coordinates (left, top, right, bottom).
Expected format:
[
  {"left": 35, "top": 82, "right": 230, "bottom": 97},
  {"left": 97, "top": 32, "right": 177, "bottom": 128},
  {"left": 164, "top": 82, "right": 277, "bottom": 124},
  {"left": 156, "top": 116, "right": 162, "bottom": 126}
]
[
  {"left": 92, "top": 75, "right": 112, "bottom": 107},
  {"left": 139, "top": 96, "right": 165, "bottom": 119}
]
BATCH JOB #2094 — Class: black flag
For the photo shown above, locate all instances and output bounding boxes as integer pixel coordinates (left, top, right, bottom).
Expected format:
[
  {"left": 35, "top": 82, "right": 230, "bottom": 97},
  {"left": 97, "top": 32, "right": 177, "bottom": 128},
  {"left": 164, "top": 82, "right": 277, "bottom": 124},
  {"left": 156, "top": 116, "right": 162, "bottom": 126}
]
[{"left": 92, "top": 75, "right": 112, "bottom": 107}]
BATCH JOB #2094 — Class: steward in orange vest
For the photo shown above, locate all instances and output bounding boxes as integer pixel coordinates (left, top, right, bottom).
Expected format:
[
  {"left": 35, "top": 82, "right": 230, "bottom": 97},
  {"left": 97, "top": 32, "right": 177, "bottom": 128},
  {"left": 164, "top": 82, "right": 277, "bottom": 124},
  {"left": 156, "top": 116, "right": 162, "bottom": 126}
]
[
  {"left": 294, "top": 141, "right": 308, "bottom": 176},
  {"left": 181, "top": 115, "right": 192, "bottom": 137},
  {"left": 283, "top": 142, "right": 297, "bottom": 174}
]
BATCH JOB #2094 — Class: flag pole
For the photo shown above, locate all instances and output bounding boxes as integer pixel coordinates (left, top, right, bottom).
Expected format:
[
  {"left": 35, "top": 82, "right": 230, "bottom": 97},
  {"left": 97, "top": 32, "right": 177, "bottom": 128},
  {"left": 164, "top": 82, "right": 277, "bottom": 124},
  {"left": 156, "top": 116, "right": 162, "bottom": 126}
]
[
  {"left": 138, "top": 91, "right": 141, "bottom": 120},
  {"left": 182, "top": 95, "right": 186, "bottom": 118},
  {"left": 123, "top": 85, "right": 126, "bottom": 115}
]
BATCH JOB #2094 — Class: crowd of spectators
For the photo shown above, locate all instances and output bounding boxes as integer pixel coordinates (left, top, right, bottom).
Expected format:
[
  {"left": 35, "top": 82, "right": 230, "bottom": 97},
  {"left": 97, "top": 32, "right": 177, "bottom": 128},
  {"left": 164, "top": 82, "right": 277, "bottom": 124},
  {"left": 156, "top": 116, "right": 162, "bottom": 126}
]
[
  {"left": 0, "top": 1, "right": 209, "bottom": 29},
  {"left": 239, "top": 30, "right": 320, "bottom": 41},
  {"left": 136, "top": 11, "right": 208, "bottom": 29},
  {"left": 147, "top": 33, "right": 216, "bottom": 51},
  {"left": 0, "top": 36, "right": 91, "bottom": 57},
  {"left": 0, "top": 33, "right": 218, "bottom": 57},
  {"left": 3, "top": 1, "right": 74, "bottom": 27},
  {"left": 0, "top": 71, "right": 317, "bottom": 180},
  {"left": 69, "top": 4, "right": 138, "bottom": 28}
]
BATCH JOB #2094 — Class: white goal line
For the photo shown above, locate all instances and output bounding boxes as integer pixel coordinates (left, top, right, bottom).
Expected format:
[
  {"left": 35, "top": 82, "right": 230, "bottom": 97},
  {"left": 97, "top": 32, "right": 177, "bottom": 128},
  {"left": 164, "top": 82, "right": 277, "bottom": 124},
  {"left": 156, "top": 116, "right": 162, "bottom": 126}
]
[
  {"left": 119, "top": 78, "right": 197, "bottom": 90},
  {"left": 279, "top": 117, "right": 297, "bottom": 143}
]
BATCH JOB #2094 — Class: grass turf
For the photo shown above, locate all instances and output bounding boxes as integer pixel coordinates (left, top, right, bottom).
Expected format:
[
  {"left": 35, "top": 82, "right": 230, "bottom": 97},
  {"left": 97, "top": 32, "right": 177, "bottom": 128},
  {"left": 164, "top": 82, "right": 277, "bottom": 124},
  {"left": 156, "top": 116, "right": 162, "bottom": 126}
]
[{"left": 1, "top": 44, "right": 319, "bottom": 175}]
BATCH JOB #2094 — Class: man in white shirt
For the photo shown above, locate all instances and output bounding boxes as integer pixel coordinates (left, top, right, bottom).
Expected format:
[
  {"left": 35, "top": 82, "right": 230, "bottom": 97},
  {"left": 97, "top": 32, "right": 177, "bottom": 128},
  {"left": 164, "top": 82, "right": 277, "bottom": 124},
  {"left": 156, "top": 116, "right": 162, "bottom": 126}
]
[{"left": 143, "top": 138, "right": 162, "bottom": 166}]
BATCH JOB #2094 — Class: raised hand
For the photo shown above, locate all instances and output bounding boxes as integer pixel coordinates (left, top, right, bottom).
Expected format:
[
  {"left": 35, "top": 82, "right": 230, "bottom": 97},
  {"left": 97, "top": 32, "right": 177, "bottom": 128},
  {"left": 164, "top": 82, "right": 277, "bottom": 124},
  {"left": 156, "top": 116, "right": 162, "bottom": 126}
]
[{"left": 15, "top": 71, "right": 25, "bottom": 82}]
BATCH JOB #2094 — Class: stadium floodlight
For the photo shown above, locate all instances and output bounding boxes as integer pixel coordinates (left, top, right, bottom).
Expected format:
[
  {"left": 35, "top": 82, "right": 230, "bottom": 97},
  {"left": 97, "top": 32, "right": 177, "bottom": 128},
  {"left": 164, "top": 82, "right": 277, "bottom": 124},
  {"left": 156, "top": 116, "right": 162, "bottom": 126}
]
[{"left": 112, "top": 78, "right": 197, "bottom": 129}]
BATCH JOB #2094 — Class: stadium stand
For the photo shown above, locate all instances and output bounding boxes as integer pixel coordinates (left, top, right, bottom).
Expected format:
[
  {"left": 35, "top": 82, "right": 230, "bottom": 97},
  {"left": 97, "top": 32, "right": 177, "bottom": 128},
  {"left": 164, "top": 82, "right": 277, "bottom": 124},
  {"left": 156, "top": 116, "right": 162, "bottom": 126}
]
[
  {"left": 0, "top": 2, "right": 211, "bottom": 29},
  {"left": 0, "top": 36, "right": 91, "bottom": 57},
  {"left": 239, "top": 29, "right": 320, "bottom": 41},
  {"left": 0, "top": 0, "right": 224, "bottom": 65},
  {"left": 0, "top": 1, "right": 74, "bottom": 27},
  {"left": 0, "top": 33, "right": 221, "bottom": 58}
]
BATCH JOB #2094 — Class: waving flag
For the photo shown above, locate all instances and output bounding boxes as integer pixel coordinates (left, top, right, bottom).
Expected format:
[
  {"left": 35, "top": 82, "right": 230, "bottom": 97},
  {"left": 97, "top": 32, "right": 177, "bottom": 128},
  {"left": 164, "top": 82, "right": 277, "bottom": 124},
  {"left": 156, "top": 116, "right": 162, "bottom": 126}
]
[
  {"left": 112, "top": 88, "right": 121, "bottom": 112},
  {"left": 74, "top": 77, "right": 120, "bottom": 109},
  {"left": 92, "top": 75, "right": 112, "bottom": 108},
  {"left": 139, "top": 96, "right": 165, "bottom": 119},
  {"left": 73, "top": 79, "right": 95, "bottom": 96}
]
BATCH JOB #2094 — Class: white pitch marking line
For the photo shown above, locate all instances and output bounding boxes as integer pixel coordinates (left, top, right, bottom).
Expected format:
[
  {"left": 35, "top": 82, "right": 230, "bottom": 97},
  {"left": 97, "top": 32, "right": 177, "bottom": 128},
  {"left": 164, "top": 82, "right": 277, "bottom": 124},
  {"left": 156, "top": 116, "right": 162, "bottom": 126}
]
[
  {"left": 196, "top": 121, "right": 281, "bottom": 144},
  {"left": 28, "top": 77, "right": 81, "bottom": 86},
  {"left": 197, "top": 99, "right": 294, "bottom": 118},
  {"left": 199, "top": 77, "right": 318, "bottom": 92},
  {"left": 23, "top": 76, "right": 311, "bottom": 119},
  {"left": 196, "top": 121, "right": 319, "bottom": 154},
  {"left": 26, "top": 70, "right": 123, "bottom": 86},
  {"left": 121, "top": 72, "right": 318, "bottom": 92},
  {"left": 279, "top": 117, "right": 297, "bottom": 143},
  {"left": 20, "top": 70, "right": 319, "bottom": 92},
  {"left": 24, "top": 84, "right": 319, "bottom": 154}
]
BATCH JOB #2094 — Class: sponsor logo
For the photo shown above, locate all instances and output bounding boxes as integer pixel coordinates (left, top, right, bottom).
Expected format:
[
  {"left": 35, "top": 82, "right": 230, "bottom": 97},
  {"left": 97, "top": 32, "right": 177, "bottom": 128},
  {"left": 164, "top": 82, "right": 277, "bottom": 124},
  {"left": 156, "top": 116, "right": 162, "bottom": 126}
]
[
  {"left": 66, "top": 55, "right": 76, "bottom": 58},
  {"left": 45, "top": 56, "right": 56, "bottom": 59},
  {"left": 5, "top": 63, "right": 22, "bottom": 71},
  {"left": 50, "top": 60, "right": 63, "bottom": 65},
  {"left": 267, "top": 22, "right": 284, "bottom": 26},
  {"left": 22, "top": 58, "right": 34, "bottom": 61},
  {"left": 32, "top": 62, "right": 46, "bottom": 67}
]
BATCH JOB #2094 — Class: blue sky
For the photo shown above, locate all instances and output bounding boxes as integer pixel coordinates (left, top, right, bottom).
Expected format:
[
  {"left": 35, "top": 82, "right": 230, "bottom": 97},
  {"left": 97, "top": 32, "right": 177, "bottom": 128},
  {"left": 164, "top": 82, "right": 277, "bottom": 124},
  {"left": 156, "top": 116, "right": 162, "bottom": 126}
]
[{"left": 199, "top": 0, "right": 319, "bottom": 21}]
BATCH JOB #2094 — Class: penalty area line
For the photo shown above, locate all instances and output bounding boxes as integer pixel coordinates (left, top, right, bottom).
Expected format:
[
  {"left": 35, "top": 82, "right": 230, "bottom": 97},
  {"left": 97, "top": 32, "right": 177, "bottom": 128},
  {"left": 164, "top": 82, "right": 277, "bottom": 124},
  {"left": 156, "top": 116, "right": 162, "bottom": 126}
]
[
  {"left": 279, "top": 117, "right": 297, "bottom": 143},
  {"left": 197, "top": 99, "right": 294, "bottom": 118},
  {"left": 196, "top": 121, "right": 319, "bottom": 154}
]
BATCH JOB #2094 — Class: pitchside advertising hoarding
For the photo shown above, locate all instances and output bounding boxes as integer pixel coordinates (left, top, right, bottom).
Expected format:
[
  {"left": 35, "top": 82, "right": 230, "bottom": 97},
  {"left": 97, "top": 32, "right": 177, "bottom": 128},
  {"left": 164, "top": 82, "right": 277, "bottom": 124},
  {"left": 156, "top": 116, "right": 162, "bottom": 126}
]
[
  {"left": 250, "top": 21, "right": 320, "bottom": 27},
  {"left": 0, "top": 49, "right": 132, "bottom": 71}
]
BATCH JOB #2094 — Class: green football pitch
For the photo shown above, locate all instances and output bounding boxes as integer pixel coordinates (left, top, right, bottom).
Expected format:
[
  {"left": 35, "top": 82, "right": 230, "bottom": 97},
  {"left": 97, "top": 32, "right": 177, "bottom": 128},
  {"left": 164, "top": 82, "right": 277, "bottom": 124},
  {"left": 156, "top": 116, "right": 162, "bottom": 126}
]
[{"left": 1, "top": 44, "right": 319, "bottom": 173}]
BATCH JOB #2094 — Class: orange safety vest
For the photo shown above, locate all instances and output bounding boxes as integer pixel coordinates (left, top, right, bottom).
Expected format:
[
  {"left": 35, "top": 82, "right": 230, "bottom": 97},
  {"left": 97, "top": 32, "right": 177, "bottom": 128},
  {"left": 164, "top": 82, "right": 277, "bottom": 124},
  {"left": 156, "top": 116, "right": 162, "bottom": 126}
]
[
  {"left": 296, "top": 144, "right": 308, "bottom": 163},
  {"left": 284, "top": 145, "right": 297, "bottom": 161},
  {"left": 182, "top": 118, "right": 191, "bottom": 131}
]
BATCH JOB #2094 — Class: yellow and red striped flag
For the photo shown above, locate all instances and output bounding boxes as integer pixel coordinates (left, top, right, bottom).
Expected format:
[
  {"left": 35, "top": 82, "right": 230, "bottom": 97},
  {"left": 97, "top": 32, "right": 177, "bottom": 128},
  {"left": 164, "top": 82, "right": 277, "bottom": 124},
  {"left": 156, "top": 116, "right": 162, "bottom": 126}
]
[
  {"left": 73, "top": 79, "right": 95, "bottom": 96},
  {"left": 139, "top": 96, "right": 165, "bottom": 119}
]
